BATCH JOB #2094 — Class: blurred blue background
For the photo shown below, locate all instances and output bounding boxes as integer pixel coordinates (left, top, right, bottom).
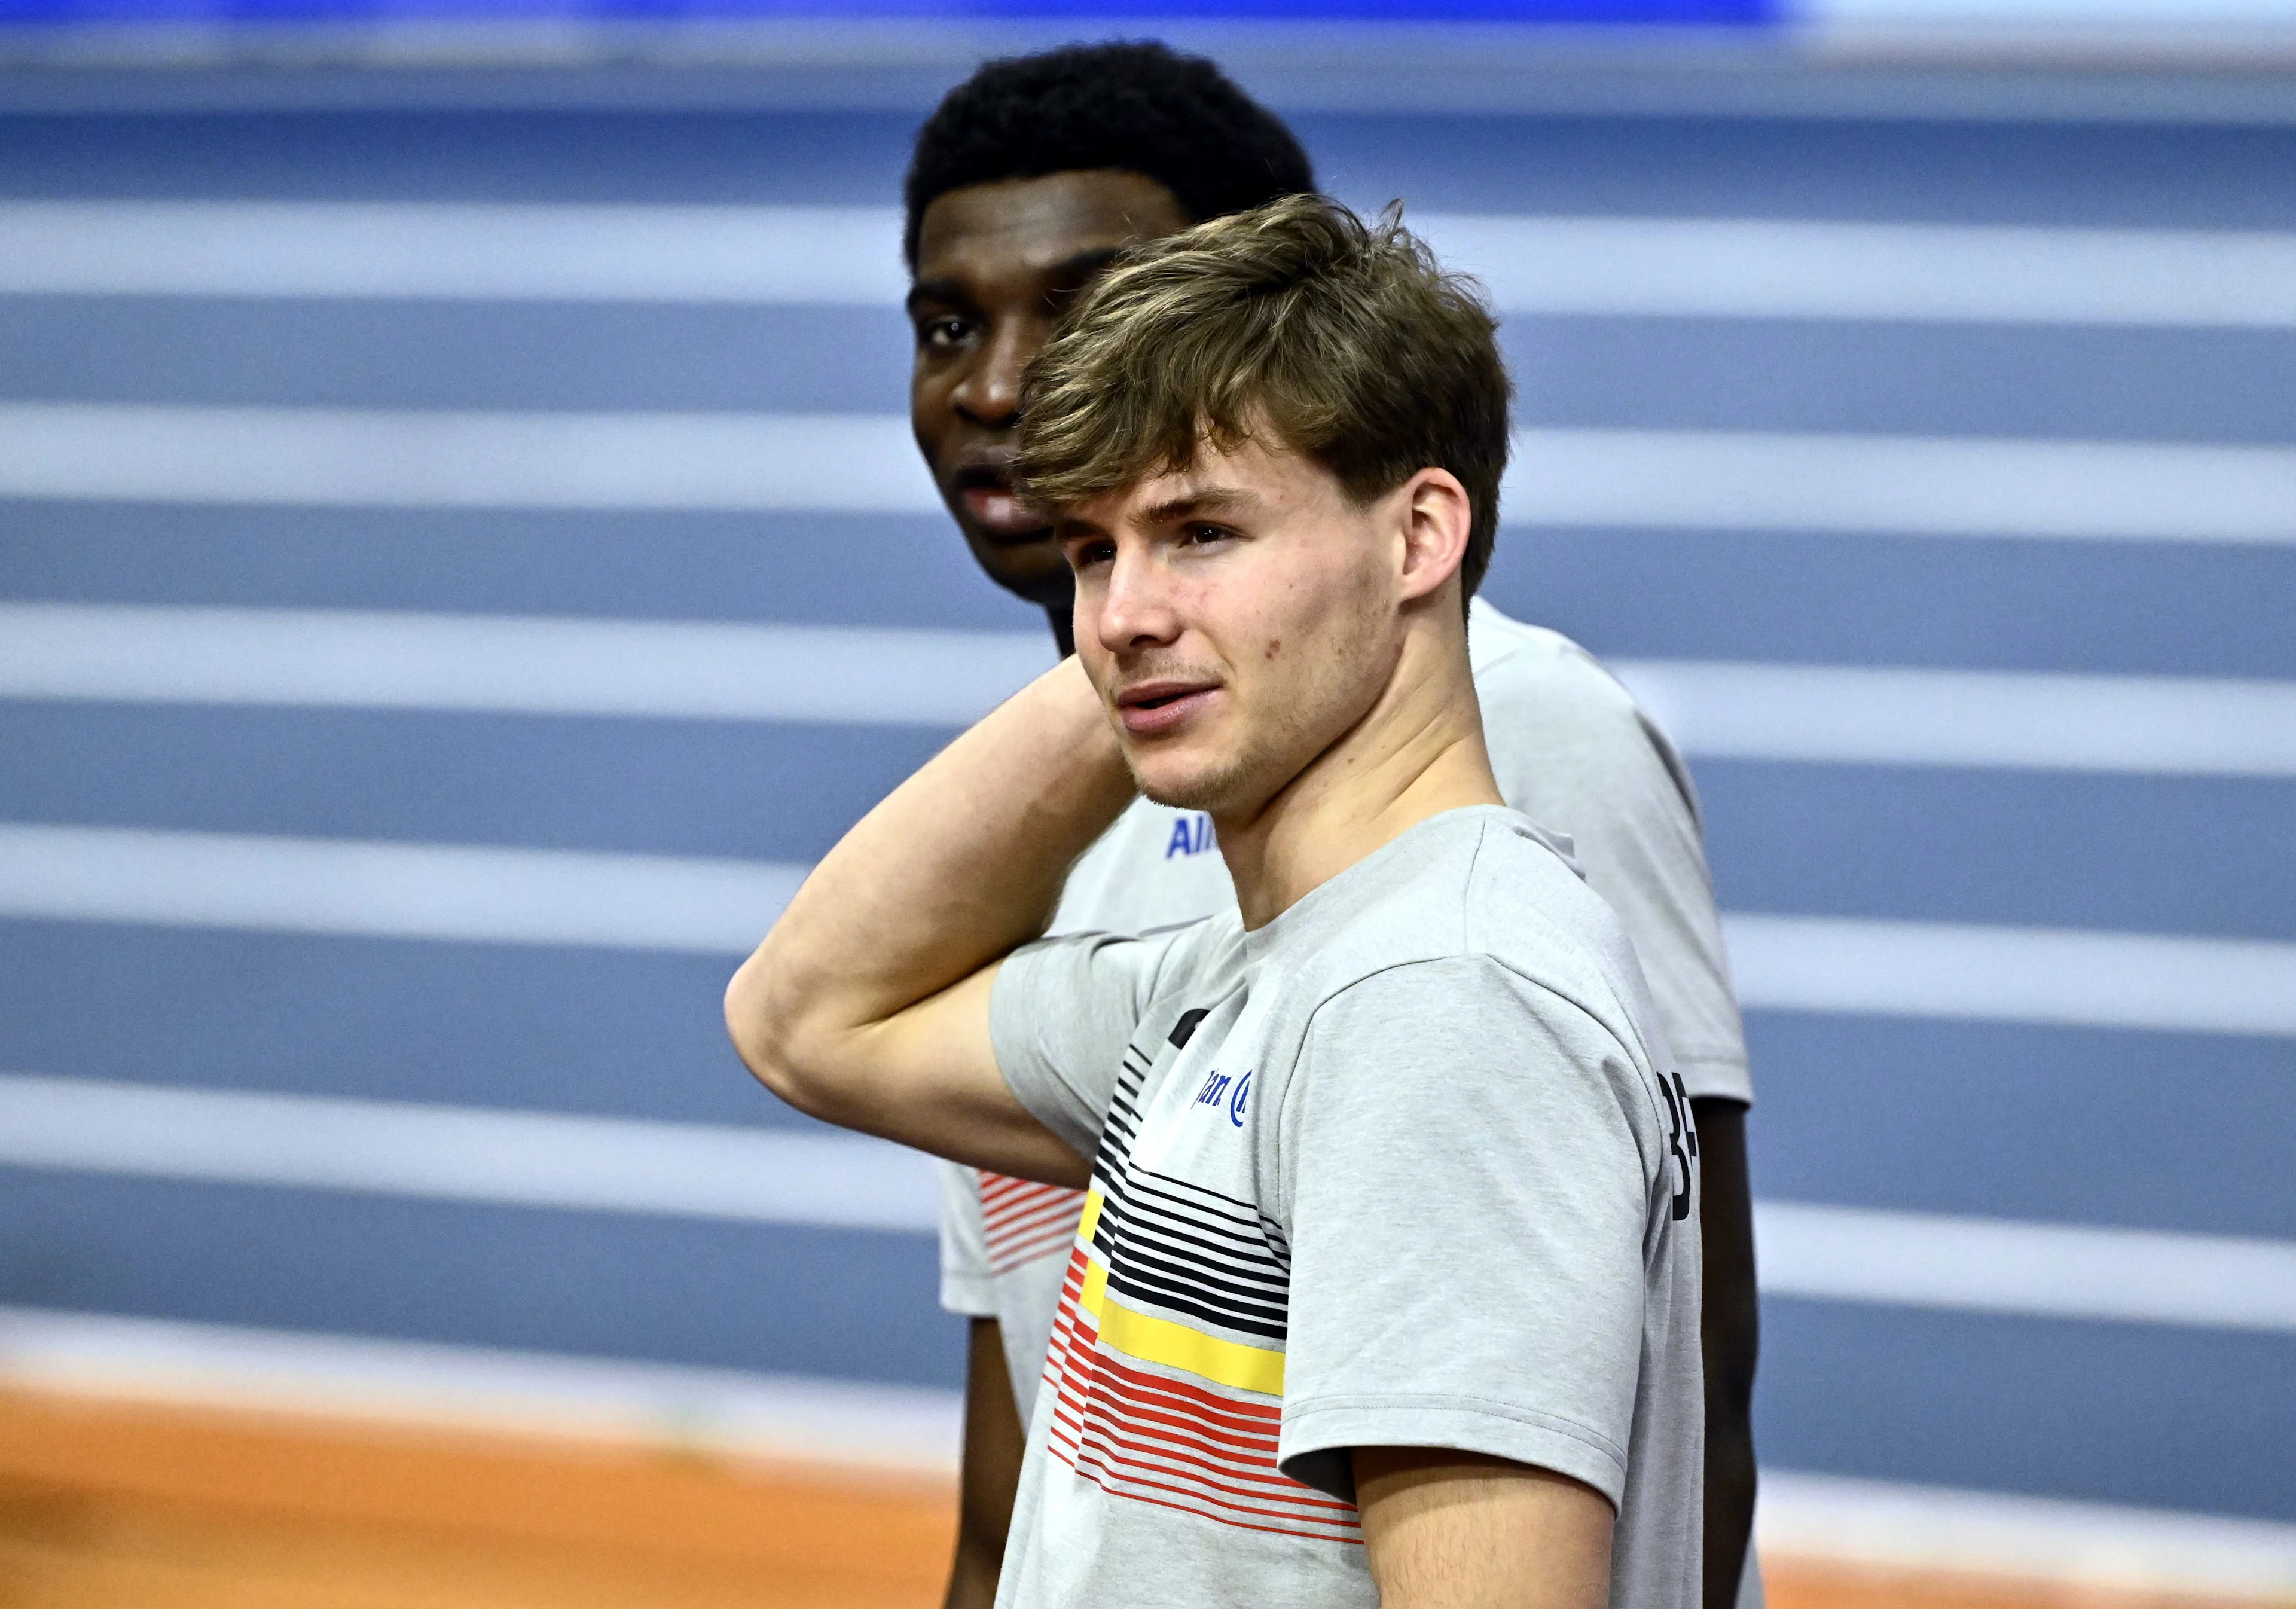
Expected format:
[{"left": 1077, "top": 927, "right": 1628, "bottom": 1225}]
[{"left": 1, "top": 2, "right": 2292, "bottom": 1548}]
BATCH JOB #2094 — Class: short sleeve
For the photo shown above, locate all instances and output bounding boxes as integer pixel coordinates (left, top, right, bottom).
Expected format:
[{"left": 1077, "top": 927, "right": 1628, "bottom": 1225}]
[
  {"left": 1480, "top": 648, "right": 1752, "bottom": 1106},
  {"left": 990, "top": 922, "right": 1205, "bottom": 1163},
  {"left": 1275, "top": 957, "right": 1664, "bottom": 1508},
  {"left": 936, "top": 1161, "right": 997, "bottom": 1318}
]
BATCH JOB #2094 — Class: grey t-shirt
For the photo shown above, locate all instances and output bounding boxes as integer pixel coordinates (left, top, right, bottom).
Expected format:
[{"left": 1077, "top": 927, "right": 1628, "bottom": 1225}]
[
  {"left": 988, "top": 806, "right": 1703, "bottom": 1609},
  {"left": 939, "top": 602, "right": 1747, "bottom": 1427}
]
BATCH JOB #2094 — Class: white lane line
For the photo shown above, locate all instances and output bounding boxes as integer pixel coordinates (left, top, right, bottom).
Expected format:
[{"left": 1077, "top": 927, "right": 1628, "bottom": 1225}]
[
  {"left": 0, "top": 603, "right": 1052, "bottom": 729},
  {"left": 1757, "top": 1470, "right": 2296, "bottom": 1601},
  {"left": 8, "top": 824, "right": 2296, "bottom": 1039},
  {"left": 0, "top": 1305, "right": 962, "bottom": 1471},
  {"left": 1503, "top": 427, "right": 2296, "bottom": 545},
  {"left": 8, "top": 200, "right": 2295, "bottom": 329},
  {"left": 1725, "top": 913, "right": 2296, "bottom": 1038},
  {"left": 7, "top": 602, "right": 2288, "bottom": 779},
  {"left": 0, "top": 823, "right": 804, "bottom": 953},
  {"left": 1609, "top": 658, "right": 2296, "bottom": 778},
  {"left": 6, "top": 403, "right": 2287, "bottom": 545},
  {"left": 0, "top": 201, "right": 911, "bottom": 304},
  {"left": 0, "top": 404, "right": 941, "bottom": 513},
  {"left": 1416, "top": 212, "right": 2296, "bottom": 328},
  {"left": 0, "top": 1072, "right": 935, "bottom": 1232},
  {"left": 4, "top": 1070, "right": 2289, "bottom": 1337},
  {"left": 1757, "top": 1201, "right": 2296, "bottom": 1335}
]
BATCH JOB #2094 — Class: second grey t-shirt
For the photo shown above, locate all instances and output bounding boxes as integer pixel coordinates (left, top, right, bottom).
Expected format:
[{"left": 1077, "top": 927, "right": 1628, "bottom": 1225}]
[{"left": 988, "top": 805, "right": 1703, "bottom": 1609}]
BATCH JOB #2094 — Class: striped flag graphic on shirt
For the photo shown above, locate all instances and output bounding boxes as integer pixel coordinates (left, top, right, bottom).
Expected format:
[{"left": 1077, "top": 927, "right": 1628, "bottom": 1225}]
[{"left": 1039, "top": 1031, "right": 1361, "bottom": 1545}]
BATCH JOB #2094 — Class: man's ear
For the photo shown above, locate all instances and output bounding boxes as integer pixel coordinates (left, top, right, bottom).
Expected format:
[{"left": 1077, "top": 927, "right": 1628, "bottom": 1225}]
[{"left": 1394, "top": 468, "right": 1474, "bottom": 605}]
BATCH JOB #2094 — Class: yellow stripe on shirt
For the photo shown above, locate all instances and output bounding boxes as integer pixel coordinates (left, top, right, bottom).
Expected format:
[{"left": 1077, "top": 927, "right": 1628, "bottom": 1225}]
[{"left": 1079, "top": 1256, "right": 1287, "bottom": 1397}]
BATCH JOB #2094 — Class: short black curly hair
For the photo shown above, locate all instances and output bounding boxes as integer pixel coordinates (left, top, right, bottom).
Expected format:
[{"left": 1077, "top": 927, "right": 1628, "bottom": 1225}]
[{"left": 903, "top": 41, "right": 1315, "bottom": 268}]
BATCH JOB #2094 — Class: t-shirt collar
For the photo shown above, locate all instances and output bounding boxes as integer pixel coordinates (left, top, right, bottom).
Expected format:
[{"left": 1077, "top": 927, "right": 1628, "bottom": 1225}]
[{"left": 1241, "top": 804, "right": 1515, "bottom": 967}]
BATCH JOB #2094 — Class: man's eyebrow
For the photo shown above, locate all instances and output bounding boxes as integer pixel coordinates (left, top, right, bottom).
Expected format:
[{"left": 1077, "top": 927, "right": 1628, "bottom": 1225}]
[
  {"left": 903, "top": 277, "right": 975, "bottom": 316},
  {"left": 1141, "top": 487, "right": 1257, "bottom": 525},
  {"left": 1040, "top": 246, "right": 1128, "bottom": 298}
]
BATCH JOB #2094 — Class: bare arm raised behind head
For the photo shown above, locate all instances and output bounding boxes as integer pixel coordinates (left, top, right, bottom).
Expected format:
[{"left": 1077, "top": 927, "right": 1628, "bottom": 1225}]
[{"left": 724, "top": 658, "right": 1131, "bottom": 1185}]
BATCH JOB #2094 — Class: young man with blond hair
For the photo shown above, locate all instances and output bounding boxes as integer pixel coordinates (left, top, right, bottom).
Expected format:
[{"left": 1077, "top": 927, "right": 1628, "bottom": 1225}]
[
  {"left": 730, "top": 195, "right": 1701, "bottom": 1608},
  {"left": 900, "top": 47, "right": 1756, "bottom": 1609}
]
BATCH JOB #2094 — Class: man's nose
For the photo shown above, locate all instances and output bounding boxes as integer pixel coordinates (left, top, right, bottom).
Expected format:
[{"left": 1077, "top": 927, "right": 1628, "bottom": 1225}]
[
  {"left": 1096, "top": 547, "right": 1184, "bottom": 652},
  {"left": 951, "top": 322, "right": 1033, "bottom": 429}
]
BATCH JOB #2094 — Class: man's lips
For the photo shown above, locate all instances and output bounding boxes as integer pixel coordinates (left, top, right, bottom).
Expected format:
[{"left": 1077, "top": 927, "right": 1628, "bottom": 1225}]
[
  {"left": 950, "top": 457, "right": 1052, "bottom": 541},
  {"left": 958, "top": 482, "right": 1052, "bottom": 541},
  {"left": 1115, "top": 680, "right": 1220, "bottom": 737}
]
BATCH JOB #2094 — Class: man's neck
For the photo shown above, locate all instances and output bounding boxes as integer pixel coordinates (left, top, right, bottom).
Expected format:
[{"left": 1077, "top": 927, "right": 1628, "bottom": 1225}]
[{"left": 1214, "top": 612, "right": 1500, "bottom": 931}]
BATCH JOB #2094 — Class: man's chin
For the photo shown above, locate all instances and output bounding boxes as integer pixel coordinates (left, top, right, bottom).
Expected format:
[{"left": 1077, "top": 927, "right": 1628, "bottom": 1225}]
[
  {"left": 1128, "top": 750, "right": 1255, "bottom": 819},
  {"left": 1134, "top": 776, "right": 1203, "bottom": 811},
  {"left": 975, "top": 522, "right": 1058, "bottom": 554},
  {"left": 958, "top": 523, "right": 1070, "bottom": 608}
]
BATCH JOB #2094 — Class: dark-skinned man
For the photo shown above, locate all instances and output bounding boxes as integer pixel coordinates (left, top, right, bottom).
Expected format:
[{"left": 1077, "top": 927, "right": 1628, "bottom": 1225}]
[{"left": 896, "top": 43, "right": 1759, "bottom": 1609}]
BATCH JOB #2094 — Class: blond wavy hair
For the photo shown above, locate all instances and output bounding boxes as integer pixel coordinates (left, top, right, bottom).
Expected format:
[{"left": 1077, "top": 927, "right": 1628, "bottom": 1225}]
[{"left": 1012, "top": 194, "right": 1512, "bottom": 607}]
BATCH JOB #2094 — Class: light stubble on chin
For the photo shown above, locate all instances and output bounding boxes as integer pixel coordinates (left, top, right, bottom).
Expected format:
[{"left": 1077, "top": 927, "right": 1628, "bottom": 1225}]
[{"left": 1129, "top": 745, "right": 1268, "bottom": 818}]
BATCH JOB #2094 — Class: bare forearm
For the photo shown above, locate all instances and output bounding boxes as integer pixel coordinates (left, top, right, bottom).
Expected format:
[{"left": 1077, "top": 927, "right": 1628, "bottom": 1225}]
[
  {"left": 1693, "top": 1098, "right": 1758, "bottom": 1609},
  {"left": 725, "top": 658, "right": 1129, "bottom": 1149}
]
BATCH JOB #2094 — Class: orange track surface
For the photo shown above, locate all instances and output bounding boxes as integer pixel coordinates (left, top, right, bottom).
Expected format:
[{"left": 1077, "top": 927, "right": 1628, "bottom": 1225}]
[
  {"left": 1770, "top": 1562, "right": 2256, "bottom": 1609},
  {"left": 0, "top": 1388, "right": 2255, "bottom": 1609}
]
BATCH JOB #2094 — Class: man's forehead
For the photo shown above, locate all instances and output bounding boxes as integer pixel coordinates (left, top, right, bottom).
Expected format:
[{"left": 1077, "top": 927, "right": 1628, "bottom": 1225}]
[
  {"left": 914, "top": 170, "right": 1188, "bottom": 279},
  {"left": 1077, "top": 439, "right": 1327, "bottom": 528}
]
